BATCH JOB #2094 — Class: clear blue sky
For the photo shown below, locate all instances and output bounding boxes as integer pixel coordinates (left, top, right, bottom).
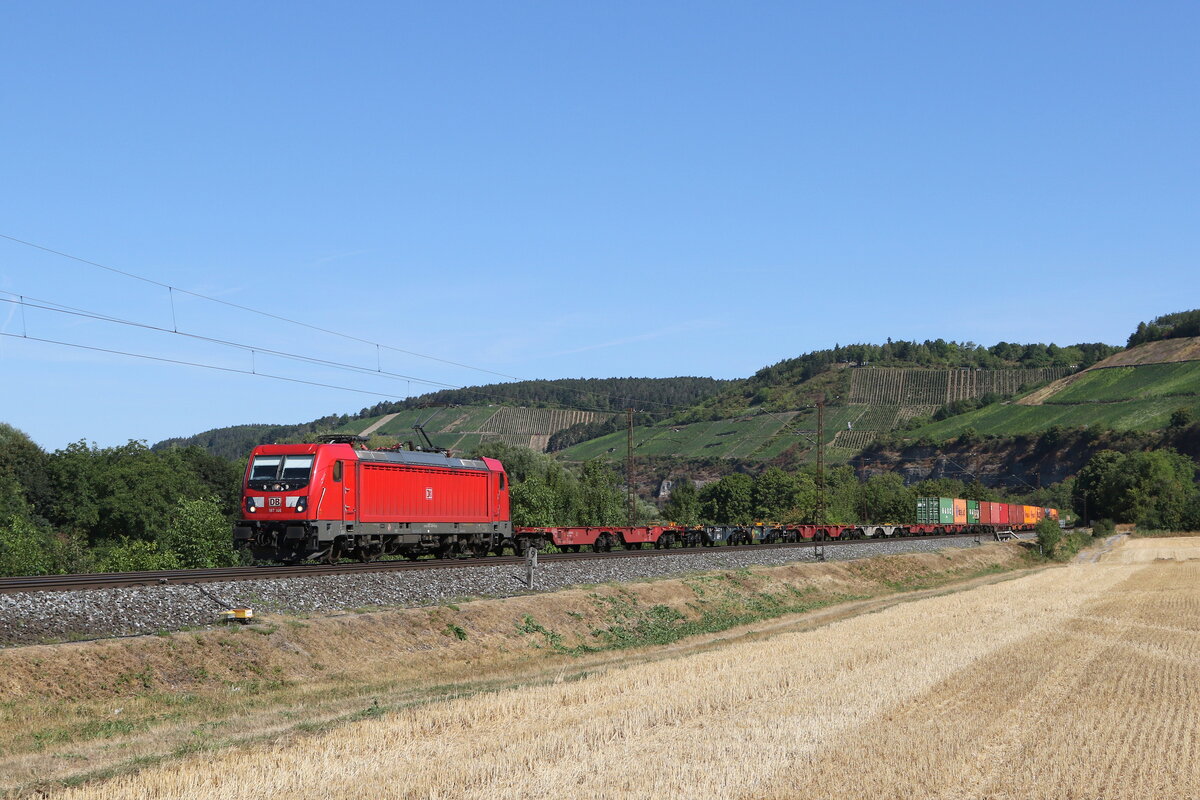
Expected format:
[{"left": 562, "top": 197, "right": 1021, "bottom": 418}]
[{"left": 1, "top": 1, "right": 1196, "bottom": 451}]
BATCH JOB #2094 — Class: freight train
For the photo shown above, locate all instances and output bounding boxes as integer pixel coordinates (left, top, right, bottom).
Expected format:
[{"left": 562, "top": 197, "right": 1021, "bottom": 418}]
[{"left": 234, "top": 438, "right": 1058, "bottom": 563}]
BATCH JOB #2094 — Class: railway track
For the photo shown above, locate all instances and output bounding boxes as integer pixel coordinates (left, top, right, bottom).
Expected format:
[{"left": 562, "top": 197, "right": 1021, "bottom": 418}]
[{"left": 0, "top": 533, "right": 992, "bottom": 595}]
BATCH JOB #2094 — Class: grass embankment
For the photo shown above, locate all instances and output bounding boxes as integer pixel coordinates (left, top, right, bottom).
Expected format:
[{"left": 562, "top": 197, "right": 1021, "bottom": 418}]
[
  {"left": 0, "top": 544, "right": 1030, "bottom": 794},
  {"left": 48, "top": 539, "right": 1200, "bottom": 800}
]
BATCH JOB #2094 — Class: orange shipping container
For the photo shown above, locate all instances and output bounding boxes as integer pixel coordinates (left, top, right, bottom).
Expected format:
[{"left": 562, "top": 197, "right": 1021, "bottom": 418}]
[
  {"left": 1023, "top": 505, "right": 1038, "bottom": 525},
  {"left": 953, "top": 498, "right": 967, "bottom": 525}
]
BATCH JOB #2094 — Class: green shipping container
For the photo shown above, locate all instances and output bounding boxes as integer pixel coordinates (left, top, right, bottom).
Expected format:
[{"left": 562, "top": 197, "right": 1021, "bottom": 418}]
[
  {"left": 916, "top": 497, "right": 932, "bottom": 524},
  {"left": 916, "top": 496, "right": 940, "bottom": 525},
  {"left": 967, "top": 500, "right": 980, "bottom": 524},
  {"left": 918, "top": 497, "right": 957, "bottom": 525}
]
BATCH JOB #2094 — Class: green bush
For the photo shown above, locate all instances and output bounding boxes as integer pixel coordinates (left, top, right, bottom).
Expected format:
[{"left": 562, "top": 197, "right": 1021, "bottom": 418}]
[
  {"left": 1035, "top": 518, "right": 1062, "bottom": 554},
  {"left": 100, "top": 538, "right": 180, "bottom": 572},
  {"left": 1091, "top": 519, "right": 1116, "bottom": 537},
  {"left": 0, "top": 517, "right": 55, "bottom": 577},
  {"left": 161, "top": 496, "right": 238, "bottom": 568}
]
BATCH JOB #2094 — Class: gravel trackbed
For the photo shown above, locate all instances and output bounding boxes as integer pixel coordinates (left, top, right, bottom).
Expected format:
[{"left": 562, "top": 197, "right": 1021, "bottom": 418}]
[{"left": 0, "top": 538, "right": 984, "bottom": 646}]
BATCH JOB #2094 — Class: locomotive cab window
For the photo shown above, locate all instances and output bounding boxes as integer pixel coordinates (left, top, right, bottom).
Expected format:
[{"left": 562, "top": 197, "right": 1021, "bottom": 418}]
[
  {"left": 332, "top": 460, "right": 342, "bottom": 482},
  {"left": 280, "top": 456, "right": 313, "bottom": 481},
  {"left": 249, "top": 454, "right": 315, "bottom": 489},
  {"left": 250, "top": 456, "right": 282, "bottom": 481},
  {"left": 499, "top": 474, "right": 506, "bottom": 490}
]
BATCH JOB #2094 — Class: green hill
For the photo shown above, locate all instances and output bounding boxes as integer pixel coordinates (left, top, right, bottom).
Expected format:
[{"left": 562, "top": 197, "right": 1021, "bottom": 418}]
[
  {"left": 156, "top": 327, "right": 1200, "bottom": 471},
  {"left": 154, "top": 377, "right": 725, "bottom": 458},
  {"left": 907, "top": 344, "right": 1200, "bottom": 442}
]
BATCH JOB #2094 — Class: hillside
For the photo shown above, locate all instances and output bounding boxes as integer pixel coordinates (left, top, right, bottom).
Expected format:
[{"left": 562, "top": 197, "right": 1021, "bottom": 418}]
[
  {"left": 153, "top": 377, "right": 722, "bottom": 457},
  {"left": 907, "top": 337, "right": 1200, "bottom": 443},
  {"left": 556, "top": 365, "right": 1075, "bottom": 466},
  {"left": 335, "top": 405, "right": 614, "bottom": 453},
  {"left": 155, "top": 330, "right": 1200, "bottom": 474}
]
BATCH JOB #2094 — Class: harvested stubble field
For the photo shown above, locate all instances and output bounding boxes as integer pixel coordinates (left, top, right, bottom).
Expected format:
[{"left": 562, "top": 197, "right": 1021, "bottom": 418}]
[{"left": 12, "top": 539, "right": 1200, "bottom": 798}]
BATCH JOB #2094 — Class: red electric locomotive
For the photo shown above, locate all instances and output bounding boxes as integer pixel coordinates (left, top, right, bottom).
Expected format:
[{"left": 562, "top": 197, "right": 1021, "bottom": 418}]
[{"left": 234, "top": 437, "right": 511, "bottom": 562}]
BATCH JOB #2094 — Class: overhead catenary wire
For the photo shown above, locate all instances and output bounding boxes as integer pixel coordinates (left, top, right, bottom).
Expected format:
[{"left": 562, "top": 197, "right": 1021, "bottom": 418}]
[
  {"left": 0, "top": 291, "right": 700, "bottom": 415},
  {"left": 0, "top": 232, "right": 522, "bottom": 382},
  {"left": 0, "top": 331, "right": 411, "bottom": 400},
  {"left": 0, "top": 233, "right": 706, "bottom": 415}
]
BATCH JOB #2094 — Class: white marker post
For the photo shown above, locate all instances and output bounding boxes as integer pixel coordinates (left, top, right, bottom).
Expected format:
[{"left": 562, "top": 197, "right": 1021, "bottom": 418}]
[{"left": 526, "top": 546, "right": 538, "bottom": 589}]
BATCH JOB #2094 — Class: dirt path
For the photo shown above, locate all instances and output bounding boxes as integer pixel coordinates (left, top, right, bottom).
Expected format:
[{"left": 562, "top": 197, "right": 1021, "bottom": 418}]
[
  {"left": 357, "top": 412, "right": 399, "bottom": 437},
  {"left": 1075, "top": 531, "right": 1127, "bottom": 562},
  {"left": 51, "top": 538, "right": 1200, "bottom": 799}
]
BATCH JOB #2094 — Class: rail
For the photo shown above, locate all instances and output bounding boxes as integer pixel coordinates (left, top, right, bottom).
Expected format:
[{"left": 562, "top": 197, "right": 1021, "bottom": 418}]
[{"left": 0, "top": 532, "right": 989, "bottom": 595}]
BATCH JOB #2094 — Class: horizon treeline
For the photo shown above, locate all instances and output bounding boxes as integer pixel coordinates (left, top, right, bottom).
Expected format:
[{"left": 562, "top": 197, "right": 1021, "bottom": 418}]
[{"left": 1127, "top": 309, "right": 1200, "bottom": 348}]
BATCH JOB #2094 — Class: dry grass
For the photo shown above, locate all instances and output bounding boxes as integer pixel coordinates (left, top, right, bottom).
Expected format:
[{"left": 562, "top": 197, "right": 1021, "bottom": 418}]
[
  {"left": 0, "top": 546, "right": 1028, "bottom": 793},
  {"left": 1102, "top": 536, "right": 1200, "bottom": 563},
  {"left": 51, "top": 546, "right": 1200, "bottom": 799}
]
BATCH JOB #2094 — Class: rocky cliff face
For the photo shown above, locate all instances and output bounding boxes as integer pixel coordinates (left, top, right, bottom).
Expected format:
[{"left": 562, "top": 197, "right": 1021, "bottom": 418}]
[{"left": 854, "top": 423, "right": 1200, "bottom": 490}]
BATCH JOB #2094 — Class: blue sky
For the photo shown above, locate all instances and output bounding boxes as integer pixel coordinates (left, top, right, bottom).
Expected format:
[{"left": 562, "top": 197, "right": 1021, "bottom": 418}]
[{"left": 1, "top": 1, "right": 1197, "bottom": 451}]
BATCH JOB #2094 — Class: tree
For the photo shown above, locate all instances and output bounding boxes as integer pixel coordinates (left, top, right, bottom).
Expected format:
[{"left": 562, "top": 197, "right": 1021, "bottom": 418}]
[
  {"left": 662, "top": 478, "right": 701, "bottom": 525},
  {"left": 1035, "top": 517, "right": 1062, "bottom": 554},
  {"left": 858, "top": 473, "right": 914, "bottom": 523},
  {"left": 0, "top": 516, "right": 54, "bottom": 577},
  {"left": 1072, "top": 448, "right": 1199, "bottom": 529},
  {"left": 577, "top": 460, "right": 625, "bottom": 526},
  {"left": 161, "top": 497, "right": 238, "bottom": 568},
  {"left": 752, "top": 468, "right": 801, "bottom": 521},
  {"left": 699, "top": 474, "right": 754, "bottom": 524},
  {"left": 1171, "top": 407, "right": 1195, "bottom": 429},
  {"left": 1072, "top": 449, "right": 1124, "bottom": 523},
  {"left": 510, "top": 475, "right": 560, "bottom": 527}
]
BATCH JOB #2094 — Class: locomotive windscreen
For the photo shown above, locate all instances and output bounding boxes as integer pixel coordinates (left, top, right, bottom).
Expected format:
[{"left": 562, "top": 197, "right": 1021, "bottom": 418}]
[{"left": 249, "top": 455, "right": 314, "bottom": 489}]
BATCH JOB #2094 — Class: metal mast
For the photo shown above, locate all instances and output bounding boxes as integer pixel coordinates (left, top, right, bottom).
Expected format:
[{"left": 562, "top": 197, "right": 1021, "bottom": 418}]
[
  {"left": 815, "top": 396, "right": 826, "bottom": 524},
  {"left": 626, "top": 407, "right": 636, "bottom": 526}
]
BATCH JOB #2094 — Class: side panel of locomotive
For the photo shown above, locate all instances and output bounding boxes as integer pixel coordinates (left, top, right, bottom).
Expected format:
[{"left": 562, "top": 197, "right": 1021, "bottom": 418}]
[{"left": 356, "top": 458, "right": 496, "bottom": 523}]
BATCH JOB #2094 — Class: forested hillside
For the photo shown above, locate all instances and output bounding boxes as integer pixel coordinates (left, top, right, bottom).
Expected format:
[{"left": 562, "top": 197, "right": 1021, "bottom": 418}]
[
  {"left": 358, "top": 376, "right": 731, "bottom": 416},
  {"left": 154, "top": 377, "right": 729, "bottom": 458},
  {"left": 689, "top": 339, "right": 1119, "bottom": 418}
]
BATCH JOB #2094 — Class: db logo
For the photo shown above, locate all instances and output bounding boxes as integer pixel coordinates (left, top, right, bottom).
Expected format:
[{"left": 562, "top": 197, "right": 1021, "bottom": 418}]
[{"left": 425, "top": 487, "right": 433, "bottom": 500}]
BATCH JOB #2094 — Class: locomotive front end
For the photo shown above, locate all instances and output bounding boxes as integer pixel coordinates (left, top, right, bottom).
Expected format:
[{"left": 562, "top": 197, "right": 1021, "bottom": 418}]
[{"left": 234, "top": 445, "right": 325, "bottom": 561}]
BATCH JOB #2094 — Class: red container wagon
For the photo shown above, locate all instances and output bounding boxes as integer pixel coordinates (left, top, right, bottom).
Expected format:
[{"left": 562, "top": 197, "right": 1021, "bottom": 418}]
[{"left": 997, "top": 502, "right": 1009, "bottom": 526}]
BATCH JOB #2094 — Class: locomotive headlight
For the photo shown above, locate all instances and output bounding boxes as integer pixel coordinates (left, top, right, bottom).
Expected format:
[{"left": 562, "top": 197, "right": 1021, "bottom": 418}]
[
  {"left": 246, "top": 496, "right": 259, "bottom": 513},
  {"left": 295, "top": 497, "right": 307, "bottom": 513}
]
